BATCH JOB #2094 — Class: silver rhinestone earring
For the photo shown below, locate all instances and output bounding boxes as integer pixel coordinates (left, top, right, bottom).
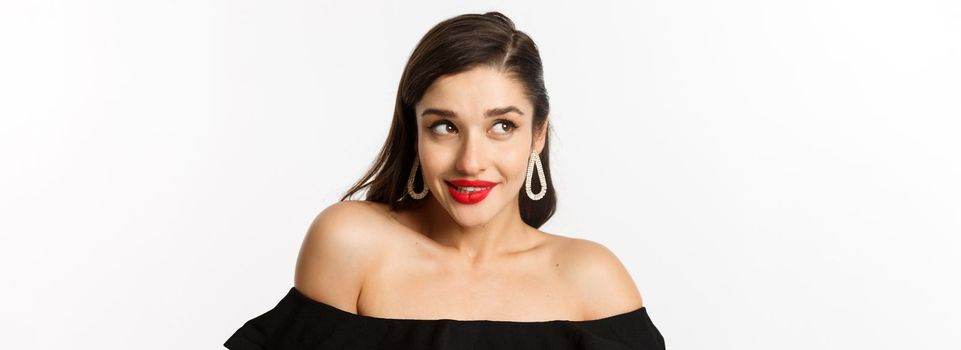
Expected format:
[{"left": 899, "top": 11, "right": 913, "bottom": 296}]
[
  {"left": 525, "top": 150, "right": 547, "bottom": 200},
  {"left": 405, "top": 154, "right": 429, "bottom": 200}
]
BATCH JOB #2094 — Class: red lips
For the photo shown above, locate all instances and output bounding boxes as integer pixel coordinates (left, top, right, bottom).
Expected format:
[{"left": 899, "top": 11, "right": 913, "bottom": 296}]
[
  {"left": 447, "top": 179, "right": 498, "bottom": 187},
  {"left": 446, "top": 179, "right": 497, "bottom": 205}
]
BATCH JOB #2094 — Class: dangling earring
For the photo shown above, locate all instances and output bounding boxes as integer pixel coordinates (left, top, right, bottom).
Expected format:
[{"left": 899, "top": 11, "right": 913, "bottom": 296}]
[
  {"left": 405, "top": 154, "right": 429, "bottom": 200},
  {"left": 525, "top": 150, "right": 547, "bottom": 200}
]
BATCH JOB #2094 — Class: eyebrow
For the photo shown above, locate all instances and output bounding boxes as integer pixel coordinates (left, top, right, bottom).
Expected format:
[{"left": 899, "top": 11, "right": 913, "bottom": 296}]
[{"left": 420, "top": 106, "right": 524, "bottom": 118}]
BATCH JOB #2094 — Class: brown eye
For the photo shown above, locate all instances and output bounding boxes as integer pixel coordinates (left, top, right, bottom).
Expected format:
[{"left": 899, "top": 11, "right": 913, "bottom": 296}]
[
  {"left": 492, "top": 120, "right": 518, "bottom": 135},
  {"left": 428, "top": 121, "right": 456, "bottom": 135}
]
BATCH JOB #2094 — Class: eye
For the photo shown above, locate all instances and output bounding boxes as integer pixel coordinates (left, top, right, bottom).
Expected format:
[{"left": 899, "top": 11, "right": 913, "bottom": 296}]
[
  {"left": 428, "top": 121, "right": 457, "bottom": 136},
  {"left": 492, "top": 119, "right": 518, "bottom": 135},
  {"left": 427, "top": 119, "right": 518, "bottom": 136}
]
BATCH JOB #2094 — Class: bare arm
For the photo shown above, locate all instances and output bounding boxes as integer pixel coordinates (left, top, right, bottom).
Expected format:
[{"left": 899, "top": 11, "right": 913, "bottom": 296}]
[
  {"left": 564, "top": 238, "right": 645, "bottom": 320},
  {"left": 294, "top": 201, "right": 382, "bottom": 313}
]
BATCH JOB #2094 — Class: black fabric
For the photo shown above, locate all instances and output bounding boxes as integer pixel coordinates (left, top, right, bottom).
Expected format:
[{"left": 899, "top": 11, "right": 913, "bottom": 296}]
[{"left": 224, "top": 286, "right": 665, "bottom": 350}]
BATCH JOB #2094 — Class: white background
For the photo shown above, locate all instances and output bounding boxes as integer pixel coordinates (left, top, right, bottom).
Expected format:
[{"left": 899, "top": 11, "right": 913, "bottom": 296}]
[{"left": 2, "top": 1, "right": 959, "bottom": 349}]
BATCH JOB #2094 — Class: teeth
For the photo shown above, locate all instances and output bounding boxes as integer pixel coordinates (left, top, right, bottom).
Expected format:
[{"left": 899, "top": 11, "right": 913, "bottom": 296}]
[{"left": 452, "top": 184, "right": 488, "bottom": 193}]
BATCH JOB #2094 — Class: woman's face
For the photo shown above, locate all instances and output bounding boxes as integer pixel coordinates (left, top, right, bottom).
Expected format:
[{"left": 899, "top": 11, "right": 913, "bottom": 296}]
[{"left": 414, "top": 66, "right": 547, "bottom": 228}]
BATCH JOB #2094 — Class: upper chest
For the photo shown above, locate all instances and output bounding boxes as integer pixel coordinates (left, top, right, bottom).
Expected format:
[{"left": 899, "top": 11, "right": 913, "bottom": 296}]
[{"left": 355, "top": 224, "right": 585, "bottom": 321}]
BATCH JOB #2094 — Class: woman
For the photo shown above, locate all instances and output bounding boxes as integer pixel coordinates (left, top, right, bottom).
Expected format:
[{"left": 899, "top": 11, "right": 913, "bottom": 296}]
[{"left": 225, "top": 11, "right": 665, "bottom": 349}]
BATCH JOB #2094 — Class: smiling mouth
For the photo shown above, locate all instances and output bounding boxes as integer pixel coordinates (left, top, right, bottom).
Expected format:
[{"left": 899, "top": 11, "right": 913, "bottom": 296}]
[{"left": 445, "top": 181, "right": 495, "bottom": 193}]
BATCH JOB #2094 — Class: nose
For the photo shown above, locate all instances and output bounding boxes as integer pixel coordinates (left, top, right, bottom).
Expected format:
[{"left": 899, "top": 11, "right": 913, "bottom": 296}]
[{"left": 455, "top": 132, "right": 487, "bottom": 176}]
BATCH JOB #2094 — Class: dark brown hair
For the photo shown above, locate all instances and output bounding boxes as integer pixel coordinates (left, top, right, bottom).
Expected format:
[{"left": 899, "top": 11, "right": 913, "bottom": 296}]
[{"left": 340, "top": 11, "right": 556, "bottom": 228}]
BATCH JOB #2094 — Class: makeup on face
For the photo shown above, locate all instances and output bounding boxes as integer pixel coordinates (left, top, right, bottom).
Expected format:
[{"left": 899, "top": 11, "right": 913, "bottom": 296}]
[{"left": 446, "top": 179, "right": 497, "bottom": 204}]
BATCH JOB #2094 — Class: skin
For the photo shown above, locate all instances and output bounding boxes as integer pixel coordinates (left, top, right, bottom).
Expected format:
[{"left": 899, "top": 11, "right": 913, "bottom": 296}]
[
  {"left": 411, "top": 65, "right": 548, "bottom": 267},
  {"left": 294, "top": 65, "right": 644, "bottom": 322}
]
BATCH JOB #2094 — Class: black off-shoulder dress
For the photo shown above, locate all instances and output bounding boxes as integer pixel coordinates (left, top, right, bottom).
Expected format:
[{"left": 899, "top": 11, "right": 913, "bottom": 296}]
[{"left": 224, "top": 286, "right": 666, "bottom": 349}]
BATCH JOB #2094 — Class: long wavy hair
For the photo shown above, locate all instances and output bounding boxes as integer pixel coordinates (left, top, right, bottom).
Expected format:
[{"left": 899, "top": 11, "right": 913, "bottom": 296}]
[{"left": 340, "top": 11, "right": 556, "bottom": 228}]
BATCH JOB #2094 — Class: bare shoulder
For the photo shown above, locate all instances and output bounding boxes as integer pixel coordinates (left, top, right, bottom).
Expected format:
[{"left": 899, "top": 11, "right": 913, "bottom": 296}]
[
  {"left": 553, "top": 236, "right": 645, "bottom": 319},
  {"left": 293, "top": 200, "right": 386, "bottom": 313}
]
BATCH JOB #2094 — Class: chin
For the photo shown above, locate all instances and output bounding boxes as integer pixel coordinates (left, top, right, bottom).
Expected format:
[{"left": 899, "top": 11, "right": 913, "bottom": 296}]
[
  {"left": 448, "top": 205, "right": 495, "bottom": 228},
  {"left": 457, "top": 218, "right": 490, "bottom": 228}
]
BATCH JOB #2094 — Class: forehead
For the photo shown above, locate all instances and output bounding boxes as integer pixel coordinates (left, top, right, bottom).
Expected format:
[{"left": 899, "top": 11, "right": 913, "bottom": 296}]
[{"left": 416, "top": 66, "right": 532, "bottom": 117}]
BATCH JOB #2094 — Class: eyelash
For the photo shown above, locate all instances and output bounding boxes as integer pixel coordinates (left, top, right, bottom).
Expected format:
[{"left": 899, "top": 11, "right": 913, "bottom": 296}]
[{"left": 427, "top": 119, "right": 518, "bottom": 135}]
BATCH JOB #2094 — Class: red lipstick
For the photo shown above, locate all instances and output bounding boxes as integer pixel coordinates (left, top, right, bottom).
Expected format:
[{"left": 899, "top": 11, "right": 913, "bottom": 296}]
[{"left": 446, "top": 179, "right": 497, "bottom": 204}]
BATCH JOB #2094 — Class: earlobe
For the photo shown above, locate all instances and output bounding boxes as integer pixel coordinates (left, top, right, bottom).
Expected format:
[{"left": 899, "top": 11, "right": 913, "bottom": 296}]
[{"left": 534, "top": 118, "right": 549, "bottom": 154}]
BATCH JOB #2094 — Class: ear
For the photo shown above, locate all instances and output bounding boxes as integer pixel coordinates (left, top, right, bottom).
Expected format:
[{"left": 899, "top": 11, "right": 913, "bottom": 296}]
[{"left": 533, "top": 117, "right": 549, "bottom": 154}]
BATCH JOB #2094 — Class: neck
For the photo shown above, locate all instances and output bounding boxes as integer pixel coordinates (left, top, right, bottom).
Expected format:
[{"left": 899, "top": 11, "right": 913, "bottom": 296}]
[{"left": 415, "top": 194, "right": 536, "bottom": 267}]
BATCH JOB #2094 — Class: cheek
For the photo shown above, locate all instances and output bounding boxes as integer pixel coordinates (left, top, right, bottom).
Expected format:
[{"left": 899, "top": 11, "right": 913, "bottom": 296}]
[
  {"left": 500, "top": 150, "right": 531, "bottom": 183},
  {"left": 416, "top": 148, "right": 453, "bottom": 179},
  {"left": 418, "top": 156, "right": 438, "bottom": 180}
]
